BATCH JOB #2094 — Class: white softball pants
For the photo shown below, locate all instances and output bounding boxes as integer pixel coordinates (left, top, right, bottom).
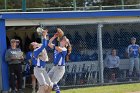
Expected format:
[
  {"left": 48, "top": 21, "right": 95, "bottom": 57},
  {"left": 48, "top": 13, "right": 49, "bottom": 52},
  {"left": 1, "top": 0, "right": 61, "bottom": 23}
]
[
  {"left": 48, "top": 66, "right": 65, "bottom": 84},
  {"left": 34, "top": 67, "right": 52, "bottom": 86}
]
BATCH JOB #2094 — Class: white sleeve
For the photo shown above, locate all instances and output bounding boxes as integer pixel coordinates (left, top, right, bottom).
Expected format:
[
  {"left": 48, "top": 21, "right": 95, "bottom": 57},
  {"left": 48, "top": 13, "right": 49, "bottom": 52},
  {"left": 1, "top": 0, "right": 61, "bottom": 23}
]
[{"left": 127, "top": 45, "right": 131, "bottom": 54}]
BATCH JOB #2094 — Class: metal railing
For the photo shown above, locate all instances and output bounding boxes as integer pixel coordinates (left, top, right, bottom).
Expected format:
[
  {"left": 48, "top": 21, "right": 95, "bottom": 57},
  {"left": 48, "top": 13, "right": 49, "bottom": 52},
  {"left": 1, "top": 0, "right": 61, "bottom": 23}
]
[{"left": 0, "top": 4, "right": 140, "bottom": 12}]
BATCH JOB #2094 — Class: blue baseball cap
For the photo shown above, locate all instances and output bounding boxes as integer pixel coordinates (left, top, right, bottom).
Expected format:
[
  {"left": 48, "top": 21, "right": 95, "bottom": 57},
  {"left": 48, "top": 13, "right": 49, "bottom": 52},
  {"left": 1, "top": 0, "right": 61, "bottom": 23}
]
[{"left": 131, "top": 37, "right": 136, "bottom": 40}]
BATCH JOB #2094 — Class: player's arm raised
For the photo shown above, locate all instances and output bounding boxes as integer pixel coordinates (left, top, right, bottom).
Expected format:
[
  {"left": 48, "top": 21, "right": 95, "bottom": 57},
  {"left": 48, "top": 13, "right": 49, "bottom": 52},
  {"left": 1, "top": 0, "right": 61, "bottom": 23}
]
[
  {"left": 48, "top": 33, "right": 58, "bottom": 49},
  {"left": 48, "top": 37, "right": 63, "bottom": 52}
]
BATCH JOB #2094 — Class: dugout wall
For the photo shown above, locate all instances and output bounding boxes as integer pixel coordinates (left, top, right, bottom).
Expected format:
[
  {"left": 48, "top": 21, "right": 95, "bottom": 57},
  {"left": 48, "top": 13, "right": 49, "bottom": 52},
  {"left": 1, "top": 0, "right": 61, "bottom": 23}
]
[{"left": 0, "top": 10, "right": 140, "bottom": 92}]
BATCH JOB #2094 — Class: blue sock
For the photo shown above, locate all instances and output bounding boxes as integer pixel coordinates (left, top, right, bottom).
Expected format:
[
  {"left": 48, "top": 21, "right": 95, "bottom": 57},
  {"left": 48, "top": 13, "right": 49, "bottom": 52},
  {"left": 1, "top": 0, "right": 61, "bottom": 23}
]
[
  {"left": 53, "top": 84, "right": 61, "bottom": 93},
  {"left": 56, "top": 89, "right": 60, "bottom": 93}
]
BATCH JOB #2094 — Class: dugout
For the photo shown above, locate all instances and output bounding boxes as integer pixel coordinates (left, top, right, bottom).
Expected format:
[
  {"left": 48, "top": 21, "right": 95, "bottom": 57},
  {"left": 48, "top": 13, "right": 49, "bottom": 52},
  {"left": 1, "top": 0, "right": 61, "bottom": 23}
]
[{"left": 1, "top": 10, "right": 140, "bottom": 93}]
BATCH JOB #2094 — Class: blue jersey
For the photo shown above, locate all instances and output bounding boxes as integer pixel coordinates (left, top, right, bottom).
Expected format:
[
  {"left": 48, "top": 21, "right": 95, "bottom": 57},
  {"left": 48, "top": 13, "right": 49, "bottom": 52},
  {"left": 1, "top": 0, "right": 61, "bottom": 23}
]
[
  {"left": 26, "top": 51, "right": 36, "bottom": 66},
  {"left": 127, "top": 44, "right": 140, "bottom": 58},
  {"left": 32, "top": 38, "right": 48, "bottom": 68},
  {"left": 26, "top": 51, "right": 32, "bottom": 61},
  {"left": 53, "top": 47, "right": 67, "bottom": 66}
]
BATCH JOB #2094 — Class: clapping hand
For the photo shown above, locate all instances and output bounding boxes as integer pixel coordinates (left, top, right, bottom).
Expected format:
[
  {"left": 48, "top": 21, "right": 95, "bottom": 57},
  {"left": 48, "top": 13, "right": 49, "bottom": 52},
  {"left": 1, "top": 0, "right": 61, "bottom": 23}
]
[
  {"left": 129, "top": 48, "right": 133, "bottom": 53},
  {"left": 10, "top": 56, "right": 17, "bottom": 61}
]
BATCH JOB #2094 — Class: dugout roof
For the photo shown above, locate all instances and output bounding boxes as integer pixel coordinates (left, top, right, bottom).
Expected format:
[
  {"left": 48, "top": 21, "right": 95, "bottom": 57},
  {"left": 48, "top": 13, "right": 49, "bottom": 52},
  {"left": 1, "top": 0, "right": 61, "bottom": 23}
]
[{"left": 0, "top": 9, "right": 140, "bottom": 26}]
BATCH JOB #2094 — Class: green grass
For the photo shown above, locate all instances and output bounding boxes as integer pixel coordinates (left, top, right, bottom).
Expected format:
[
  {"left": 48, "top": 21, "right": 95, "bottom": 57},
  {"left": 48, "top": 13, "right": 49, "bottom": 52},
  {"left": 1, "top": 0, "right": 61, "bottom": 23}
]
[{"left": 52, "top": 83, "right": 140, "bottom": 93}]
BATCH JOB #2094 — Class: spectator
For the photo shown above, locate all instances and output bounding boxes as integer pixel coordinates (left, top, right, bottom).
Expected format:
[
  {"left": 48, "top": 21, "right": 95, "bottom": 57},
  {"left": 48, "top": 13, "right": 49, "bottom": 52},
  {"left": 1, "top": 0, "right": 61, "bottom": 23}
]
[
  {"left": 14, "top": 33, "right": 23, "bottom": 50},
  {"left": 16, "top": 39, "right": 20, "bottom": 48},
  {"left": 104, "top": 49, "right": 120, "bottom": 83},
  {"left": 5, "top": 39, "right": 24, "bottom": 93},
  {"left": 127, "top": 37, "right": 140, "bottom": 81}
]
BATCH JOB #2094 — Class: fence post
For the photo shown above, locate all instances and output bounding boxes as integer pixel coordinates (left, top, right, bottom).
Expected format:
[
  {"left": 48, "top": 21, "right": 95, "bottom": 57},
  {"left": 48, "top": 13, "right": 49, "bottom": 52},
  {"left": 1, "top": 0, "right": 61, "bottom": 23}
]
[
  {"left": 4, "top": 0, "right": 7, "bottom": 10},
  {"left": 138, "top": 0, "right": 140, "bottom": 9},
  {"left": 97, "top": 23, "right": 104, "bottom": 84},
  {"left": 73, "top": 0, "right": 77, "bottom": 11},
  {"left": 22, "top": 0, "right": 26, "bottom": 12},
  {"left": 121, "top": 0, "right": 124, "bottom": 9}
]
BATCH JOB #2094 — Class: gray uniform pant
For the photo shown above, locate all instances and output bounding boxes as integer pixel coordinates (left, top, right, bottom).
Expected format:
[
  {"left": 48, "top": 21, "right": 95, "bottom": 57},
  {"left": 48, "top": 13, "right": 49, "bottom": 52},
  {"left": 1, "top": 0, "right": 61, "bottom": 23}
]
[
  {"left": 48, "top": 66, "right": 65, "bottom": 84},
  {"left": 34, "top": 67, "right": 52, "bottom": 86},
  {"left": 129, "top": 57, "right": 140, "bottom": 76}
]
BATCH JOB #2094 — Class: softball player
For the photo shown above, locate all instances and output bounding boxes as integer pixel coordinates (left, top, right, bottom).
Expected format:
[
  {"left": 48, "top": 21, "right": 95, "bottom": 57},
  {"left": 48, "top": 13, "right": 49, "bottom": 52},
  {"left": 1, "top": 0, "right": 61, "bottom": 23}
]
[
  {"left": 30, "top": 30, "right": 52, "bottom": 93},
  {"left": 127, "top": 37, "right": 140, "bottom": 80},
  {"left": 48, "top": 33, "right": 70, "bottom": 93},
  {"left": 26, "top": 51, "right": 37, "bottom": 93}
]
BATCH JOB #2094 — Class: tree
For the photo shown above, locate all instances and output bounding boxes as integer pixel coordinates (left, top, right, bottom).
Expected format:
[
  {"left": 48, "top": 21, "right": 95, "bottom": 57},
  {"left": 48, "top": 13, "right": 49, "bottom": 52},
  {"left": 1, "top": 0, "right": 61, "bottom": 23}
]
[{"left": 0, "top": 0, "right": 140, "bottom": 10}]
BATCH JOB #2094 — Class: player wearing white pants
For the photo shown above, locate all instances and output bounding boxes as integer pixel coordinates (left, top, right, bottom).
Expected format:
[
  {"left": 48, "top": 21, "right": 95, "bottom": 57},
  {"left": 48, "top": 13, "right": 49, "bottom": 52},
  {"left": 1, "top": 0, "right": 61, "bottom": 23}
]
[
  {"left": 48, "top": 33, "right": 70, "bottom": 93},
  {"left": 30, "top": 30, "right": 52, "bottom": 93},
  {"left": 127, "top": 37, "right": 140, "bottom": 80},
  {"left": 34, "top": 67, "right": 52, "bottom": 93},
  {"left": 48, "top": 66, "right": 65, "bottom": 84}
]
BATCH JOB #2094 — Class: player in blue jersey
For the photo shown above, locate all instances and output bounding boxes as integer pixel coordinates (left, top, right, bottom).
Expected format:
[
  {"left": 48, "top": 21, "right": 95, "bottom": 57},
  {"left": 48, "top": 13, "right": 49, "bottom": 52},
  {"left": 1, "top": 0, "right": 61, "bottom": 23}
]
[
  {"left": 48, "top": 32, "right": 71, "bottom": 93},
  {"left": 127, "top": 37, "right": 140, "bottom": 81},
  {"left": 26, "top": 51, "right": 37, "bottom": 93},
  {"left": 29, "top": 30, "right": 52, "bottom": 93}
]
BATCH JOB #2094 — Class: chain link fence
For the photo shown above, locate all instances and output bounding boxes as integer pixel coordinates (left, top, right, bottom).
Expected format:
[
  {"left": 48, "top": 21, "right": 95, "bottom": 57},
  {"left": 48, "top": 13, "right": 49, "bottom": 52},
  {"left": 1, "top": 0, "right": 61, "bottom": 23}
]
[
  {"left": 102, "top": 23, "right": 140, "bottom": 83},
  {"left": 44, "top": 22, "right": 140, "bottom": 87},
  {"left": 6, "top": 21, "right": 140, "bottom": 88}
]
